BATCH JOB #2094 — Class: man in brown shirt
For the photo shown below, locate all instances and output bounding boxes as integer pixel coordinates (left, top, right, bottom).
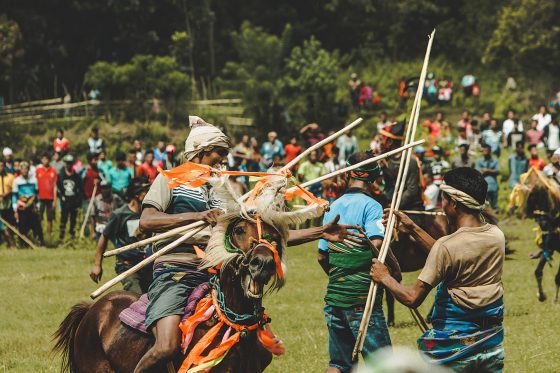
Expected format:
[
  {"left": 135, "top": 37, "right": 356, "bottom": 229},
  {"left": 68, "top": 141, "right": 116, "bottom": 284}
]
[{"left": 370, "top": 167, "right": 505, "bottom": 372}]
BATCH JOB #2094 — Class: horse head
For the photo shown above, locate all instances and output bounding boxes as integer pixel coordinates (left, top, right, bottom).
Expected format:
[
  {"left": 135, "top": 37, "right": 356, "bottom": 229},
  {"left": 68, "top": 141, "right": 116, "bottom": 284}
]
[{"left": 524, "top": 169, "right": 560, "bottom": 219}]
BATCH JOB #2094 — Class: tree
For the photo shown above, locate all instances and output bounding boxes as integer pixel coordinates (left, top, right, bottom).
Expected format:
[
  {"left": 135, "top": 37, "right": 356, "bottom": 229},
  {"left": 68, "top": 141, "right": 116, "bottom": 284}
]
[
  {"left": 281, "top": 37, "right": 340, "bottom": 128},
  {"left": 0, "top": 15, "right": 24, "bottom": 102},
  {"left": 483, "top": 0, "right": 560, "bottom": 77},
  {"left": 217, "top": 21, "right": 292, "bottom": 132}
]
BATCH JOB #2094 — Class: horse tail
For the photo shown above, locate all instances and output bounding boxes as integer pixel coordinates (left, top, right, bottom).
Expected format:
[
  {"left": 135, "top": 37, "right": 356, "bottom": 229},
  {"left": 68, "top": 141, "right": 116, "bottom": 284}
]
[{"left": 52, "top": 302, "right": 91, "bottom": 373}]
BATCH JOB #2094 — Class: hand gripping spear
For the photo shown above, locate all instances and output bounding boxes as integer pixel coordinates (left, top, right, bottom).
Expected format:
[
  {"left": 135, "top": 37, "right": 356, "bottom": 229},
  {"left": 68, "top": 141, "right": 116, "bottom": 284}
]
[{"left": 352, "top": 29, "right": 436, "bottom": 362}]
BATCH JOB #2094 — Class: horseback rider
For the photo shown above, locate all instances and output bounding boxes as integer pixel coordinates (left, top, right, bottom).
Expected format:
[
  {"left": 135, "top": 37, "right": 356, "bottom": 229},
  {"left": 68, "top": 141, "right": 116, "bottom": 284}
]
[
  {"left": 370, "top": 167, "right": 506, "bottom": 372},
  {"left": 90, "top": 177, "right": 152, "bottom": 294},
  {"left": 134, "top": 117, "right": 367, "bottom": 372},
  {"left": 318, "top": 151, "right": 401, "bottom": 373},
  {"left": 378, "top": 121, "right": 425, "bottom": 214}
]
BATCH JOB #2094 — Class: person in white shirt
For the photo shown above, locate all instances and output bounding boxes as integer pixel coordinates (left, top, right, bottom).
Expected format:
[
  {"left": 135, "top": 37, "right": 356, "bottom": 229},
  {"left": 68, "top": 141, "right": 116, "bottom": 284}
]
[
  {"left": 336, "top": 130, "right": 358, "bottom": 165},
  {"left": 532, "top": 105, "right": 552, "bottom": 131},
  {"left": 543, "top": 117, "right": 560, "bottom": 152},
  {"left": 502, "top": 109, "right": 523, "bottom": 146}
]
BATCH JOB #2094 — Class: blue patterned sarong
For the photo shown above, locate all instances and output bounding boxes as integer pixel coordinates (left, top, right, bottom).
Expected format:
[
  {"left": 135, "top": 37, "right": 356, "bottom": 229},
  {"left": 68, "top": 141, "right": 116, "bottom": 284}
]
[{"left": 418, "top": 285, "right": 504, "bottom": 364}]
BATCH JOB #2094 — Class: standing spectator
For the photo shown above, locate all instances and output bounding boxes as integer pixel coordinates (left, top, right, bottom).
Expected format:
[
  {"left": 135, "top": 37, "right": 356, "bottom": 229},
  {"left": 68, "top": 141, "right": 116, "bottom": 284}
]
[
  {"left": 369, "top": 134, "right": 382, "bottom": 154},
  {"left": 508, "top": 141, "right": 529, "bottom": 188},
  {"left": 126, "top": 149, "right": 138, "bottom": 178},
  {"left": 506, "top": 122, "right": 526, "bottom": 149},
  {"left": 480, "top": 112, "right": 492, "bottom": 132},
  {"left": 461, "top": 73, "right": 476, "bottom": 97},
  {"left": 13, "top": 162, "right": 44, "bottom": 245},
  {"left": 58, "top": 155, "right": 83, "bottom": 240},
  {"left": 437, "top": 78, "right": 453, "bottom": 105},
  {"left": 502, "top": 110, "right": 523, "bottom": 146},
  {"left": 164, "top": 145, "right": 178, "bottom": 170},
  {"left": 2, "top": 147, "right": 14, "bottom": 173},
  {"left": 87, "top": 127, "right": 105, "bottom": 154},
  {"left": 323, "top": 147, "right": 343, "bottom": 202},
  {"left": 233, "top": 135, "right": 253, "bottom": 158},
  {"left": 136, "top": 150, "right": 159, "bottom": 183},
  {"left": 50, "top": 151, "right": 65, "bottom": 174},
  {"left": 425, "top": 72, "right": 438, "bottom": 105},
  {"left": 300, "top": 123, "right": 326, "bottom": 147},
  {"left": 482, "top": 119, "right": 503, "bottom": 157},
  {"left": 153, "top": 141, "right": 167, "bottom": 165},
  {"left": 297, "top": 150, "right": 325, "bottom": 198},
  {"left": 336, "top": 130, "right": 358, "bottom": 166},
  {"left": 0, "top": 159, "right": 15, "bottom": 247},
  {"left": 132, "top": 139, "right": 144, "bottom": 165},
  {"left": 457, "top": 111, "right": 473, "bottom": 139},
  {"left": 528, "top": 144, "right": 546, "bottom": 170},
  {"left": 414, "top": 146, "right": 430, "bottom": 176},
  {"left": 89, "top": 181, "right": 124, "bottom": 241},
  {"left": 260, "top": 131, "right": 284, "bottom": 168},
  {"left": 451, "top": 144, "right": 474, "bottom": 169},
  {"left": 358, "top": 82, "right": 373, "bottom": 108},
  {"left": 53, "top": 128, "right": 71, "bottom": 155},
  {"left": 284, "top": 136, "right": 302, "bottom": 166},
  {"left": 348, "top": 73, "right": 361, "bottom": 108},
  {"left": 109, "top": 152, "right": 132, "bottom": 198},
  {"left": 429, "top": 146, "right": 450, "bottom": 186},
  {"left": 83, "top": 152, "right": 102, "bottom": 238},
  {"left": 424, "top": 112, "right": 450, "bottom": 145},
  {"left": 376, "top": 112, "right": 391, "bottom": 133},
  {"left": 476, "top": 144, "right": 500, "bottom": 212},
  {"left": 97, "top": 150, "right": 113, "bottom": 180},
  {"left": 543, "top": 117, "right": 560, "bottom": 152},
  {"left": 544, "top": 149, "right": 560, "bottom": 182},
  {"left": 423, "top": 173, "right": 439, "bottom": 210},
  {"left": 526, "top": 119, "right": 544, "bottom": 146},
  {"left": 36, "top": 153, "right": 58, "bottom": 238},
  {"left": 532, "top": 105, "right": 552, "bottom": 131}
]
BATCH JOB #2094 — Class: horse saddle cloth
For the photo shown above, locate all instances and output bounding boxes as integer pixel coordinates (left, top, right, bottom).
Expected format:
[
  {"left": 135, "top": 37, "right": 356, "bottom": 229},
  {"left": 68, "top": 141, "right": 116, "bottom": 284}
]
[{"left": 119, "top": 282, "right": 212, "bottom": 334}]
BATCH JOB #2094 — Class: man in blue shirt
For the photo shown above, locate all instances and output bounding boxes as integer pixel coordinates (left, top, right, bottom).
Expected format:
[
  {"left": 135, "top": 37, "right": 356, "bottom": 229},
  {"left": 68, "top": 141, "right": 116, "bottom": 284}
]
[
  {"left": 13, "top": 161, "right": 44, "bottom": 245},
  {"left": 476, "top": 144, "right": 500, "bottom": 211},
  {"left": 318, "top": 151, "right": 401, "bottom": 373},
  {"left": 508, "top": 141, "right": 529, "bottom": 188},
  {"left": 260, "top": 131, "right": 285, "bottom": 168}
]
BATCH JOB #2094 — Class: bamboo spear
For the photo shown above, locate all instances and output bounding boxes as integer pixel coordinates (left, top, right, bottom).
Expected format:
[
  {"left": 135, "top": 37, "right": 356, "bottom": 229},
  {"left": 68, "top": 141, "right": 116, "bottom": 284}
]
[
  {"left": 90, "top": 224, "right": 207, "bottom": 299},
  {"left": 0, "top": 216, "right": 39, "bottom": 250},
  {"left": 79, "top": 183, "right": 97, "bottom": 238},
  {"left": 103, "top": 220, "right": 207, "bottom": 257},
  {"left": 352, "top": 29, "right": 435, "bottom": 361}
]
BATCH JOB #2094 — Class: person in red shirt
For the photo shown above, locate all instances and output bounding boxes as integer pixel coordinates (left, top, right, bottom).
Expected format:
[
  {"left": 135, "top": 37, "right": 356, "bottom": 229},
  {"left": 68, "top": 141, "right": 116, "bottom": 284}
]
[
  {"left": 83, "top": 152, "right": 102, "bottom": 239},
  {"left": 53, "top": 128, "right": 71, "bottom": 155},
  {"left": 136, "top": 150, "right": 158, "bottom": 183},
  {"left": 36, "top": 152, "right": 58, "bottom": 236},
  {"left": 528, "top": 144, "right": 546, "bottom": 170},
  {"left": 284, "top": 136, "right": 302, "bottom": 167}
]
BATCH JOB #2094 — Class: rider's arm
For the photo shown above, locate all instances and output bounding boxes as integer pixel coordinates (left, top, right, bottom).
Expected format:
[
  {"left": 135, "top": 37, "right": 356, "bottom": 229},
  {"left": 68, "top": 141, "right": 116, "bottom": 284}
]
[
  {"left": 391, "top": 210, "right": 436, "bottom": 254},
  {"left": 287, "top": 225, "right": 326, "bottom": 246},
  {"left": 90, "top": 234, "right": 109, "bottom": 283},
  {"left": 140, "top": 206, "right": 209, "bottom": 233}
]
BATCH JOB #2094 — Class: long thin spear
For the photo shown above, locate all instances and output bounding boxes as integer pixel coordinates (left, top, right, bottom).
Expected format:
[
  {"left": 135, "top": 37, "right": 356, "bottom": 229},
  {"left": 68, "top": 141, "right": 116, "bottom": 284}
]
[
  {"left": 79, "top": 183, "right": 97, "bottom": 238},
  {"left": 90, "top": 224, "right": 207, "bottom": 299},
  {"left": 352, "top": 29, "right": 436, "bottom": 361}
]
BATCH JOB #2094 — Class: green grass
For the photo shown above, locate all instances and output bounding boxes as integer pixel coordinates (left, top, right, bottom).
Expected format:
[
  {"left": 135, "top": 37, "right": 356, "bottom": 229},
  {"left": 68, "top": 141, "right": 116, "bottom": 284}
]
[{"left": 0, "top": 219, "right": 559, "bottom": 372}]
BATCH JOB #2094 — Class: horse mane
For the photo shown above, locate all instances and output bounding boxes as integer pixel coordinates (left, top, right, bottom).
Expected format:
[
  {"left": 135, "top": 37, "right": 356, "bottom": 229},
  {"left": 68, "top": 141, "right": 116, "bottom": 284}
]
[{"left": 524, "top": 170, "right": 560, "bottom": 217}]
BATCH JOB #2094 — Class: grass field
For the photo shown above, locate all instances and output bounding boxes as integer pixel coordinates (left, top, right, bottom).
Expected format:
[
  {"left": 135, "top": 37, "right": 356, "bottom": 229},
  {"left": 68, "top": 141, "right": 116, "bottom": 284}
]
[{"left": 1, "top": 218, "right": 559, "bottom": 372}]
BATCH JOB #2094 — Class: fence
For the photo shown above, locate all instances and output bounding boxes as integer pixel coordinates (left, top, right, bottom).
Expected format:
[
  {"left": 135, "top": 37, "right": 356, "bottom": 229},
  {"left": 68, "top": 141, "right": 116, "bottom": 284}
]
[{"left": 0, "top": 97, "right": 253, "bottom": 127}]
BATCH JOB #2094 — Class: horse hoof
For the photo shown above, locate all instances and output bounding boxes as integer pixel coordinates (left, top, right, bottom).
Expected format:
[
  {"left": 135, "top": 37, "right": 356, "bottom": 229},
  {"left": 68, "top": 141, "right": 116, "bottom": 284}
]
[
  {"left": 387, "top": 321, "right": 395, "bottom": 327},
  {"left": 537, "top": 292, "right": 547, "bottom": 302}
]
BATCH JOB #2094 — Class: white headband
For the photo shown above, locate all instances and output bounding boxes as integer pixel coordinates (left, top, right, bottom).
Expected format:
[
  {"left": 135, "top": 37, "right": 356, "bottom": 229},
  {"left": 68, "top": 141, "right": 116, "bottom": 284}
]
[{"left": 440, "top": 182, "right": 485, "bottom": 211}]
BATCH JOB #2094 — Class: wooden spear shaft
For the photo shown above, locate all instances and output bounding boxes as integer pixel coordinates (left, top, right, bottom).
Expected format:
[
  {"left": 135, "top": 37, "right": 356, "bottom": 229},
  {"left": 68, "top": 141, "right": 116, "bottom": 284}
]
[
  {"left": 352, "top": 29, "right": 435, "bottom": 361},
  {"left": 79, "top": 183, "right": 97, "bottom": 238},
  {"left": 0, "top": 216, "right": 39, "bottom": 250},
  {"left": 103, "top": 220, "right": 207, "bottom": 257},
  {"left": 283, "top": 117, "right": 363, "bottom": 170},
  {"left": 90, "top": 224, "right": 207, "bottom": 299}
]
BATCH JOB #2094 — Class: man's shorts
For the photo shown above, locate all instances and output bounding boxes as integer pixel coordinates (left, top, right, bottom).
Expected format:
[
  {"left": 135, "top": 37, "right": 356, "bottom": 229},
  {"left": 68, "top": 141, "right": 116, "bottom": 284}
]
[
  {"left": 324, "top": 302, "right": 391, "bottom": 373},
  {"left": 145, "top": 271, "right": 209, "bottom": 330},
  {"left": 39, "top": 199, "right": 55, "bottom": 221}
]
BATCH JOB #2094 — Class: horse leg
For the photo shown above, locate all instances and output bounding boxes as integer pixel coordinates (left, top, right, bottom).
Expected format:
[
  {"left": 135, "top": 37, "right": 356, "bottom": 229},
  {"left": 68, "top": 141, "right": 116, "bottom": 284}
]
[
  {"left": 133, "top": 315, "right": 182, "bottom": 373},
  {"left": 535, "top": 256, "right": 547, "bottom": 302},
  {"left": 385, "top": 291, "right": 395, "bottom": 327},
  {"left": 554, "top": 262, "right": 560, "bottom": 303}
]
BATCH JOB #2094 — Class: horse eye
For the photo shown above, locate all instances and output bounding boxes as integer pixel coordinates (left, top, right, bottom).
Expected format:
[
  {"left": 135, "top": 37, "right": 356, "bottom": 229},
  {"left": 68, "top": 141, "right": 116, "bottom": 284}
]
[{"left": 234, "top": 227, "right": 245, "bottom": 235}]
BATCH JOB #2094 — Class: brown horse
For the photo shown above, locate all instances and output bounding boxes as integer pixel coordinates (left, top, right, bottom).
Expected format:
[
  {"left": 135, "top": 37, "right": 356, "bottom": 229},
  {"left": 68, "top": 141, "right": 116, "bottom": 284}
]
[{"left": 53, "top": 216, "right": 284, "bottom": 373}]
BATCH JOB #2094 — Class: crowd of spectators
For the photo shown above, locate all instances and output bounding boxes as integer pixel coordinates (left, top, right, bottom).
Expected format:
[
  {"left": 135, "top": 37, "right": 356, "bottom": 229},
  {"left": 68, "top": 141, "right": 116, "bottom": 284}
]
[{"left": 1, "top": 100, "right": 560, "bottom": 248}]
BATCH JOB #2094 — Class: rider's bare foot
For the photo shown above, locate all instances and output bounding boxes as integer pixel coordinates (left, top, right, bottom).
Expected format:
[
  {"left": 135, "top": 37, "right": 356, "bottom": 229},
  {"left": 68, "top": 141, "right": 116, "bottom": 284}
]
[{"left": 537, "top": 291, "right": 547, "bottom": 302}]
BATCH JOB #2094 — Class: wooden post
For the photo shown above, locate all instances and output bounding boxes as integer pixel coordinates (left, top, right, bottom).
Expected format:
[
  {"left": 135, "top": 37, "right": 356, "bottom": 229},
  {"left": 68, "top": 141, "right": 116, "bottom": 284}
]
[
  {"left": 79, "top": 184, "right": 97, "bottom": 238},
  {"left": 352, "top": 30, "right": 436, "bottom": 362},
  {"left": 0, "top": 216, "right": 39, "bottom": 250},
  {"left": 90, "top": 224, "right": 207, "bottom": 299},
  {"left": 103, "top": 220, "right": 207, "bottom": 257}
]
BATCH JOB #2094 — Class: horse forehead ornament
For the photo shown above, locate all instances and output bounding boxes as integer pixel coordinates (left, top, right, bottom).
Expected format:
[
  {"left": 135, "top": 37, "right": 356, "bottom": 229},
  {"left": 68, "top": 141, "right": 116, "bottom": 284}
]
[{"left": 202, "top": 173, "right": 324, "bottom": 285}]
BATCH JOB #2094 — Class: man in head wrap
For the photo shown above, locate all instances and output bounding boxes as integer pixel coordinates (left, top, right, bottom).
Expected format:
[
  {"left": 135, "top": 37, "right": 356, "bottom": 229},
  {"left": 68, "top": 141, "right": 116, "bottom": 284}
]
[
  {"left": 318, "top": 151, "right": 401, "bottom": 373},
  {"left": 135, "top": 116, "right": 231, "bottom": 372},
  {"left": 378, "top": 121, "right": 425, "bottom": 213},
  {"left": 370, "top": 167, "right": 506, "bottom": 372}
]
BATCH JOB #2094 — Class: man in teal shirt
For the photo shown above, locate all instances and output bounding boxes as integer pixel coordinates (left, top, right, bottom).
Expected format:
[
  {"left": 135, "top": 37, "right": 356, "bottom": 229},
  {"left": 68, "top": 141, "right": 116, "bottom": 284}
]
[{"left": 109, "top": 152, "right": 132, "bottom": 198}]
